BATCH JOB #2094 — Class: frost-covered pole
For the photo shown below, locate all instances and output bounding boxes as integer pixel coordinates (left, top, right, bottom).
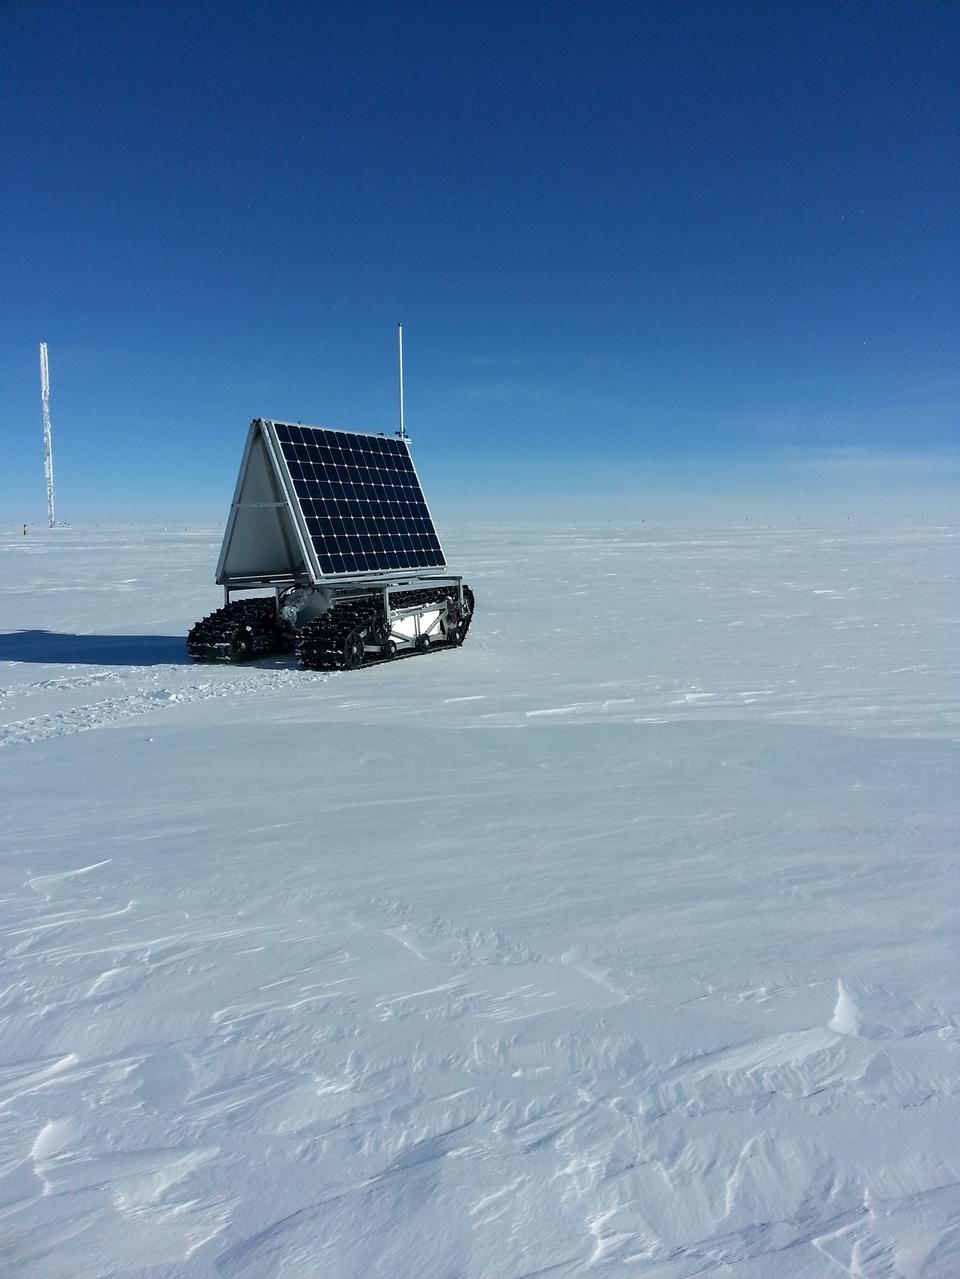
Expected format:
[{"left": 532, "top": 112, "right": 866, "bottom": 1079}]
[
  {"left": 39, "top": 341, "right": 56, "bottom": 528},
  {"left": 397, "top": 323, "right": 406, "bottom": 441}
]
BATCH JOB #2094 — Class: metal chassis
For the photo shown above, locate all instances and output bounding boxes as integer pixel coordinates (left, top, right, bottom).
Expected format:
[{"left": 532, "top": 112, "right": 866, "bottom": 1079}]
[
  {"left": 372, "top": 591, "right": 457, "bottom": 653},
  {"left": 221, "top": 574, "right": 466, "bottom": 611}
]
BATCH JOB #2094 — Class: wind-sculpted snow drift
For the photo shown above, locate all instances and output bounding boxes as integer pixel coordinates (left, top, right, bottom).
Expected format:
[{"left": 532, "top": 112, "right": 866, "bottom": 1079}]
[{"left": 1, "top": 522, "right": 958, "bottom": 1277}]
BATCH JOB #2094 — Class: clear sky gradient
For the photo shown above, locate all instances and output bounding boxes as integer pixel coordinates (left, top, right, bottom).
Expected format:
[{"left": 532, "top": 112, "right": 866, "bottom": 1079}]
[{"left": 2, "top": 1, "right": 957, "bottom": 522}]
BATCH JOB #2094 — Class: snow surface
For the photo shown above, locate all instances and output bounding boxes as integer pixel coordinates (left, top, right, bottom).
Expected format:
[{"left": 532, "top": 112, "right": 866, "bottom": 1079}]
[{"left": 1, "top": 521, "right": 958, "bottom": 1278}]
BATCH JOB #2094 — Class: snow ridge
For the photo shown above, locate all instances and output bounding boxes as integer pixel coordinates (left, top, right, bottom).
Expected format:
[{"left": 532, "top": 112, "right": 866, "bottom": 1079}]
[{"left": 0, "top": 667, "right": 326, "bottom": 747}]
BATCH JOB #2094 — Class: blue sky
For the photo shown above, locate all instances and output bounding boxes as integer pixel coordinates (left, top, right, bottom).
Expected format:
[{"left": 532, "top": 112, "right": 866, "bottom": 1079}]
[{"left": 2, "top": 0, "right": 957, "bottom": 523}]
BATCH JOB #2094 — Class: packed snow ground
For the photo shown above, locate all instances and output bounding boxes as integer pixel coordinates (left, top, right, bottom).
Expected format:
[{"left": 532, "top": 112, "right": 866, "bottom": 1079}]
[{"left": 0, "top": 521, "right": 958, "bottom": 1278}]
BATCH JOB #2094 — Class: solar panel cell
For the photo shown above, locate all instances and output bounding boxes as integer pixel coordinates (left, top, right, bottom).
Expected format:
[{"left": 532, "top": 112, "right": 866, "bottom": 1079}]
[{"left": 270, "top": 421, "right": 446, "bottom": 577}]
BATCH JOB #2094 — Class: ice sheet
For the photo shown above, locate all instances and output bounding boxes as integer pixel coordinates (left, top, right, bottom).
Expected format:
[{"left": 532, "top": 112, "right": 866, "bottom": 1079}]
[{"left": 1, "top": 521, "right": 957, "bottom": 1277}]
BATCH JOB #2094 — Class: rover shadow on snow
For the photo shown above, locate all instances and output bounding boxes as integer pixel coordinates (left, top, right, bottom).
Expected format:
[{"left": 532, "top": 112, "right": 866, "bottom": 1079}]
[{"left": 0, "top": 630, "right": 189, "bottom": 667}]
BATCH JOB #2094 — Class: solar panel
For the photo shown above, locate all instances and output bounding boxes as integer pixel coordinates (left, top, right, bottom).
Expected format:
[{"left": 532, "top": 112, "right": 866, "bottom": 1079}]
[{"left": 271, "top": 421, "right": 446, "bottom": 577}]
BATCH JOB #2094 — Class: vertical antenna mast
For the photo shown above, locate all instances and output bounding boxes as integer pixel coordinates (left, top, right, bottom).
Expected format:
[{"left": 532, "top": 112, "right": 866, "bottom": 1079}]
[
  {"left": 39, "top": 342, "right": 56, "bottom": 528},
  {"left": 397, "top": 322, "right": 406, "bottom": 441}
]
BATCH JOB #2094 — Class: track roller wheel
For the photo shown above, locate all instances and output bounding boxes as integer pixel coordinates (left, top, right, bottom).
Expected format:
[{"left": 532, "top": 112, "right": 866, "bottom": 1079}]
[
  {"left": 382, "top": 639, "right": 397, "bottom": 659},
  {"left": 415, "top": 634, "right": 431, "bottom": 652},
  {"left": 343, "top": 627, "right": 366, "bottom": 669},
  {"left": 230, "top": 625, "right": 253, "bottom": 661}
]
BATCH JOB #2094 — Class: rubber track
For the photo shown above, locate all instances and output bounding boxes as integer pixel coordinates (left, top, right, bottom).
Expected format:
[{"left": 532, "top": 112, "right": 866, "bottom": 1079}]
[
  {"left": 188, "top": 586, "right": 474, "bottom": 670},
  {"left": 296, "top": 598, "right": 380, "bottom": 672},
  {"left": 186, "top": 598, "right": 280, "bottom": 664},
  {"left": 297, "top": 585, "right": 474, "bottom": 672}
]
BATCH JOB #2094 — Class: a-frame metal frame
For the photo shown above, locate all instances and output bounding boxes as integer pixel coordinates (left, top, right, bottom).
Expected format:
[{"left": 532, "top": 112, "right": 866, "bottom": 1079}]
[
  {"left": 216, "top": 418, "right": 458, "bottom": 608},
  {"left": 215, "top": 419, "right": 319, "bottom": 589}
]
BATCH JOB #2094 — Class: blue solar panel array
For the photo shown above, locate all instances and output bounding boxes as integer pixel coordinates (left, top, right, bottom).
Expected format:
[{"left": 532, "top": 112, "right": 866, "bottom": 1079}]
[{"left": 272, "top": 421, "right": 446, "bottom": 576}]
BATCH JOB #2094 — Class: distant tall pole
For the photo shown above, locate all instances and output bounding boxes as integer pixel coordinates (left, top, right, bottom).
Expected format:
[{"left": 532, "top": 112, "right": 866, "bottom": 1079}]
[
  {"left": 39, "top": 342, "right": 56, "bottom": 528},
  {"left": 397, "top": 323, "right": 406, "bottom": 441}
]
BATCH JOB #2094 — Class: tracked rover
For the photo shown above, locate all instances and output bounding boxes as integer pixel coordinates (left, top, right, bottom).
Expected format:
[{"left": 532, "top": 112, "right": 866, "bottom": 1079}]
[{"left": 187, "top": 344, "right": 473, "bottom": 671}]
